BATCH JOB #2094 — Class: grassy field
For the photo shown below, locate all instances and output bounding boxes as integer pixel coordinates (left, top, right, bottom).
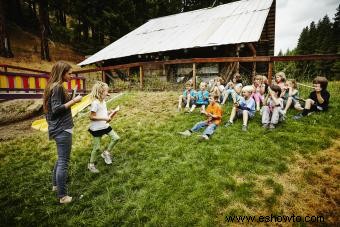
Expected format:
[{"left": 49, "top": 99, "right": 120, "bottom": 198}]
[{"left": 0, "top": 83, "right": 339, "bottom": 226}]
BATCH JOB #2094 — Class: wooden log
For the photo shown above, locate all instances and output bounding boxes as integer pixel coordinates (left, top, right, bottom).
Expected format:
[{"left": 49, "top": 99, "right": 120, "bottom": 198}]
[
  {"left": 268, "top": 62, "right": 273, "bottom": 85},
  {"left": 192, "top": 63, "right": 196, "bottom": 90},
  {"left": 139, "top": 65, "right": 144, "bottom": 89}
]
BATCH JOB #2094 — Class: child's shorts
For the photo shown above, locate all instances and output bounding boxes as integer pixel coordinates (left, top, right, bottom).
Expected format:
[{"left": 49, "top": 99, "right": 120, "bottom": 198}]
[
  {"left": 182, "top": 98, "right": 195, "bottom": 107},
  {"left": 195, "top": 102, "right": 209, "bottom": 107},
  {"left": 237, "top": 109, "right": 255, "bottom": 118},
  {"left": 311, "top": 104, "right": 324, "bottom": 112},
  {"left": 88, "top": 126, "right": 112, "bottom": 137}
]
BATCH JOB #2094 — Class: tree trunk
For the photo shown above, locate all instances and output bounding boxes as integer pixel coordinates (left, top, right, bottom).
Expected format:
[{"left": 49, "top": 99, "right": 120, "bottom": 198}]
[
  {"left": 37, "top": 0, "right": 50, "bottom": 61},
  {"left": 0, "top": 0, "right": 14, "bottom": 58}
]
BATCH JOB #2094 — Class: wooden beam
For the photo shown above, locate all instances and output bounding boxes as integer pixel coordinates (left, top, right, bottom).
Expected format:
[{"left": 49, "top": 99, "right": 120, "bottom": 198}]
[
  {"left": 268, "top": 62, "right": 273, "bottom": 85},
  {"left": 192, "top": 63, "right": 196, "bottom": 90},
  {"left": 73, "top": 54, "right": 340, "bottom": 75},
  {"left": 0, "top": 64, "right": 49, "bottom": 73},
  {"left": 139, "top": 65, "right": 144, "bottom": 89}
]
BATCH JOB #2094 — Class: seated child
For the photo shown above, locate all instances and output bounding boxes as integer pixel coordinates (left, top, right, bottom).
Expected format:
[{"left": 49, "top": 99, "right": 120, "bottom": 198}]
[
  {"left": 178, "top": 81, "right": 196, "bottom": 111},
  {"left": 252, "top": 75, "right": 266, "bottom": 111},
  {"left": 179, "top": 95, "right": 222, "bottom": 140},
  {"left": 274, "top": 71, "right": 286, "bottom": 90},
  {"left": 225, "top": 85, "right": 256, "bottom": 131},
  {"left": 293, "top": 76, "right": 330, "bottom": 120},
  {"left": 221, "top": 73, "right": 243, "bottom": 105},
  {"left": 210, "top": 77, "right": 224, "bottom": 103},
  {"left": 190, "top": 82, "right": 209, "bottom": 112},
  {"left": 281, "top": 79, "right": 303, "bottom": 115},
  {"left": 261, "top": 85, "right": 284, "bottom": 129}
]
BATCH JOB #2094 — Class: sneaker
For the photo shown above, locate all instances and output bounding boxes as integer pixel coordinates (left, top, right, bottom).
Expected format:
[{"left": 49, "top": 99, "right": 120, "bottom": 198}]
[
  {"left": 88, "top": 163, "right": 100, "bottom": 173},
  {"left": 199, "top": 135, "right": 209, "bottom": 141},
  {"left": 52, "top": 186, "right": 57, "bottom": 192},
  {"left": 101, "top": 151, "right": 112, "bottom": 165},
  {"left": 224, "top": 121, "right": 233, "bottom": 127},
  {"left": 269, "top": 124, "right": 275, "bottom": 130},
  {"left": 60, "top": 195, "right": 72, "bottom": 204},
  {"left": 262, "top": 123, "right": 269, "bottom": 128},
  {"left": 178, "top": 130, "right": 192, "bottom": 136},
  {"left": 293, "top": 113, "right": 303, "bottom": 120},
  {"left": 242, "top": 125, "right": 248, "bottom": 132}
]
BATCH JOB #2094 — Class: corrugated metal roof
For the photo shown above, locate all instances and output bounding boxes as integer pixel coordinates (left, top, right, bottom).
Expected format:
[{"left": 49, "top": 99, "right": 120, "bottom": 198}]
[{"left": 79, "top": 0, "right": 273, "bottom": 66}]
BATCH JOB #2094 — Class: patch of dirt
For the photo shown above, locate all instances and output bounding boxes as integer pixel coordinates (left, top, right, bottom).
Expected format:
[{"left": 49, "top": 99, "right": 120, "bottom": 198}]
[
  {"left": 0, "top": 116, "right": 41, "bottom": 141},
  {"left": 275, "top": 139, "right": 340, "bottom": 225}
]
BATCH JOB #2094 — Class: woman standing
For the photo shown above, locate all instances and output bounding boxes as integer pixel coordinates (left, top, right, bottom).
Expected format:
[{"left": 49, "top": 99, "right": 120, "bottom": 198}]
[{"left": 43, "top": 61, "right": 82, "bottom": 204}]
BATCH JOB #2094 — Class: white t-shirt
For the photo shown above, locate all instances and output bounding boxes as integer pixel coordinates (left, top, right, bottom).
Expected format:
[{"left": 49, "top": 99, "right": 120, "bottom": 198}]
[{"left": 89, "top": 99, "right": 110, "bottom": 131}]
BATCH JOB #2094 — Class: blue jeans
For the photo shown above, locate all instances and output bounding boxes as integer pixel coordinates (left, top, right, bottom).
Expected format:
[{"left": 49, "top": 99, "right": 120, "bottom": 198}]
[
  {"left": 191, "top": 121, "right": 217, "bottom": 136},
  {"left": 52, "top": 131, "right": 72, "bottom": 198}
]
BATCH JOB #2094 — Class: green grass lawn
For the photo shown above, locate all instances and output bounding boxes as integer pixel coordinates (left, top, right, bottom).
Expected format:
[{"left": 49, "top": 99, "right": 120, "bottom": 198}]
[{"left": 0, "top": 82, "right": 339, "bottom": 226}]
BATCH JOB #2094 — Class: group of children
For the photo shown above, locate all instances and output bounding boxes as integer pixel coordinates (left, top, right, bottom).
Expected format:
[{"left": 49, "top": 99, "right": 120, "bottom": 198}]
[
  {"left": 87, "top": 73, "right": 330, "bottom": 172},
  {"left": 178, "top": 72, "right": 330, "bottom": 139}
]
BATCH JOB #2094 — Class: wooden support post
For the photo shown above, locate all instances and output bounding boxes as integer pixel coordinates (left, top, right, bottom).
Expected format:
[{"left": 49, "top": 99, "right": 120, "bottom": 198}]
[
  {"left": 101, "top": 71, "right": 104, "bottom": 81},
  {"left": 247, "top": 43, "right": 257, "bottom": 80},
  {"left": 139, "top": 65, "right": 144, "bottom": 89},
  {"left": 162, "top": 64, "right": 166, "bottom": 77},
  {"left": 127, "top": 68, "right": 130, "bottom": 78},
  {"left": 236, "top": 45, "right": 240, "bottom": 74},
  {"left": 252, "top": 62, "right": 256, "bottom": 78},
  {"left": 268, "top": 62, "right": 273, "bottom": 85},
  {"left": 192, "top": 63, "right": 196, "bottom": 90}
]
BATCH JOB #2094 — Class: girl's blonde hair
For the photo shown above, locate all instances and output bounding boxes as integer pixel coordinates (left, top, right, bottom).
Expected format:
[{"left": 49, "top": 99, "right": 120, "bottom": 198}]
[
  {"left": 254, "top": 75, "right": 264, "bottom": 83},
  {"left": 287, "top": 79, "right": 297, "bottom": 89},
  {"left": 242, "top": 85, "right": 254, "bottom": 93},
  {"left": 43, "top": 61, "right": 72, "bottom": 113},
  {"left": 90, "top": 81, "right": 109, "bottom": 101},
  {"left": 275, "top": 71, "right": 286, "bottom": 82}
]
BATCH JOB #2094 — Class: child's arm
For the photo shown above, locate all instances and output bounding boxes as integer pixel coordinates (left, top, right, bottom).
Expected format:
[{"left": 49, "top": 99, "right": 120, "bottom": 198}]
[
  {"left": 315, "top": 87, "right": 325, "bottom": 104},
  {"left": 108, "top": 106, "right": 120, "bottom": 118},
  {"left": 90, "top": 112, "right": 110, "bottom": 122},
  {"left": 270, "top": 92, "right": 281, "bottom": 106}
]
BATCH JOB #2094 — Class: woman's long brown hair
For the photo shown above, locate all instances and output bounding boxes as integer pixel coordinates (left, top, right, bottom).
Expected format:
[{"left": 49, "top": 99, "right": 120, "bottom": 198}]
[{"left": 43, "top": 61, "right": 72, "bottom": 113}]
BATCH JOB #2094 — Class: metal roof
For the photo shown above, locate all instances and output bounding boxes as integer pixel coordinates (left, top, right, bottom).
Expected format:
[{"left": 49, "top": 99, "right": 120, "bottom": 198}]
[{"left": 79, "top": 0, "right": 273, "bottom": 66}]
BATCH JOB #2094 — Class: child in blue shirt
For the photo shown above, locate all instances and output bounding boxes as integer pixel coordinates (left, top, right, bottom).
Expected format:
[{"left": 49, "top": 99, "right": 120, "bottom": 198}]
[
  {"left": 190, "top": 82, "right": 209, "bottom": 112},
  {"left": 178, "top": 81, "right": 196, "bottom": 112},
  {"left": 225, "top": 85, "right": 256, "bottom": 131}
]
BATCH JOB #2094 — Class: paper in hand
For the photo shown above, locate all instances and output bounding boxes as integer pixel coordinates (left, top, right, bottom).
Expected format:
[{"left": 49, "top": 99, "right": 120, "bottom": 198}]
[
  {"left": 71, "top": 85, "right": 78, "bottom": 99},
  {"left": 109, "top": 106, "right": 120, "bottom": 118}
]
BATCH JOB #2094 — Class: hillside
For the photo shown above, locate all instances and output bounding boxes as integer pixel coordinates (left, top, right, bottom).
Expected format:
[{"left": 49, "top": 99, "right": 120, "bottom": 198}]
[{"left": 0, "top": 25, "right": 85, "bottom": 71}]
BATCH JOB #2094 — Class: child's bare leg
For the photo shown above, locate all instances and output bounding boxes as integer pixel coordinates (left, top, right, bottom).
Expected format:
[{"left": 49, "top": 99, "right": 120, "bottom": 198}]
[
  {"left": 229, "top": 107, "right": 237, "bottom": 123},
  {"left": 304, "top": 99, "right": 314, "bottom": 110},
  {"left": 185, "top": 95, "right": 191, "bottom": 108},
  {"left": 283, "top": 97, "right": 293, "bottom": 113},
  {"left": 294, "top": 102, "right": 303, "bottom": 111},
  {"left": 256, "top": 102, "right": 261, "bottom": 111},
  {"left": 242, "top": 110, "right": 249, "bottom": 126},
  {"left": 178, "top": 95, "right": 183, "bottom": 110},
  {"left": 190, "top": 104, "right": 196, "bottom": 112}
]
